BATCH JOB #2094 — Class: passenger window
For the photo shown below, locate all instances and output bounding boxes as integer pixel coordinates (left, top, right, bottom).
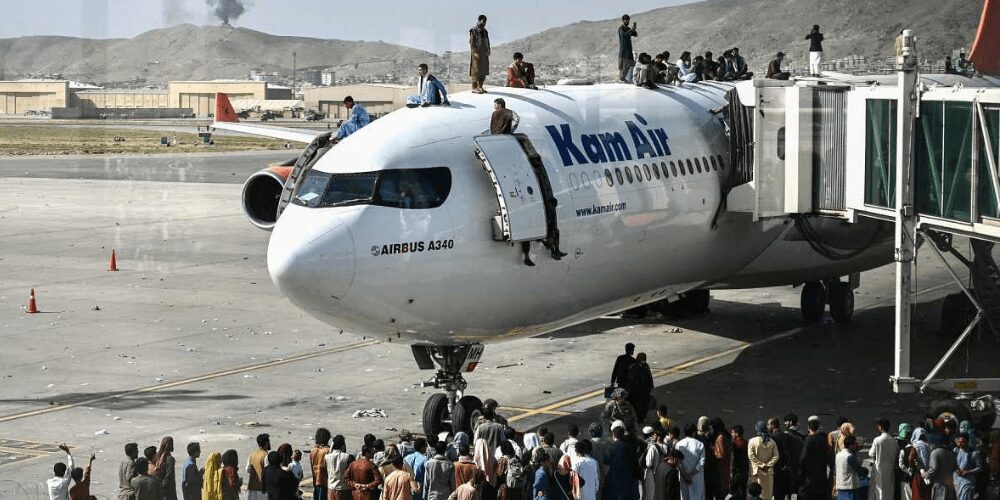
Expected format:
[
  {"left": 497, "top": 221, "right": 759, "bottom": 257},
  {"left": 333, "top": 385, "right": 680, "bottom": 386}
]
[
  {"left": 718, "top": 154, "right": 726, "bottom": 170},
  {"left": 652, "top": 163, "right": 660, "bottom": 180},
  {"left": 605, "top": 169, "right": 614, "bottom": 186},
  {"left": 570, "top": 174, "right": 579, "bottom": 190},
  {"left": 670, "top": 161, "right": 678, "bottom": 177},
  {"left": 643, "top": 164, "right": 652, "bottom": 180},
  {"left": 662, "top": 161, "right": 669, "bottom": 178},
  {"left": 625, "top": 167, "right": 634, "bottom": 183},
  {"left": 678, "top": 161, "right": 686, "bottom": 175},
  {"left": 581, "top": 172, "right": 591, "bottom": 188},
  {"left": 710, "top": 156, "right": 718, "bottom": 171},
  {"left": 686, "top": 159, "right": 695, "bottom": 174},
  {"left": 633, "top": 165, "right": 642, "bottom": 183},
  {"left": 694, "top": 158, "right": 702, "bottom": 173},
  {"left": 594, "top": 170, "right": 603, "bottom": 187},
  {"left": 615, "top": 168, "right": 624, "bottom": 185}
]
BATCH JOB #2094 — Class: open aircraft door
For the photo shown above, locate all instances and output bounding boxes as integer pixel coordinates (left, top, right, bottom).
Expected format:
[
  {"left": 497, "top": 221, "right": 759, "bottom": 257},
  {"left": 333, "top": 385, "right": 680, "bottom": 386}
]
[{"left": 474, "top": 134, "right": 550, "bottom": 242}]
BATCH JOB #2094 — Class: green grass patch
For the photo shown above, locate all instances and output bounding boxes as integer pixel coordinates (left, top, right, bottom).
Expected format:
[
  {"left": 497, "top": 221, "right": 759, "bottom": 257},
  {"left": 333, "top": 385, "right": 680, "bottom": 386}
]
[{"left": 0, "top": 125, "right": 289, "bottom": 156}]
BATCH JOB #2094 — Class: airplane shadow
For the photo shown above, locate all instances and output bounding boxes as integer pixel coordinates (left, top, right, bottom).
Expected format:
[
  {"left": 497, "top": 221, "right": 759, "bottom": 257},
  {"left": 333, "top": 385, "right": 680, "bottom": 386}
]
[
  {"left": 0, "top": 389, "right": 249, "bottom": 412},
  {"left": 520, "top": 293, "right": 1000, "bottom": 436}
]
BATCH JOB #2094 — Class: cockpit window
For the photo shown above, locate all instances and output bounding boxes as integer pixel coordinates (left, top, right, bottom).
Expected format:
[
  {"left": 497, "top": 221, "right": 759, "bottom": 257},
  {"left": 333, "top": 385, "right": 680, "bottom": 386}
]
[
  {"left": 323, "top": 174, "right": 378, "bottom": 206},
  {"left": 375, "top": 167, "right": 451, "bottom": 209},
  {"left": 292, "top": 167, "right": 451, "bottom": 209},
  {"left": 293, "top": 171, "right": 332, "bottom": 207}
]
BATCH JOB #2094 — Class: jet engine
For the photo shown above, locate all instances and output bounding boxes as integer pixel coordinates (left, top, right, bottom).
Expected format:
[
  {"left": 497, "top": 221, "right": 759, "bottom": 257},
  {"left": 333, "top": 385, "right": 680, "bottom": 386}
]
[{"left": 242, "top": 158, "right": 295, "bottom": 231}]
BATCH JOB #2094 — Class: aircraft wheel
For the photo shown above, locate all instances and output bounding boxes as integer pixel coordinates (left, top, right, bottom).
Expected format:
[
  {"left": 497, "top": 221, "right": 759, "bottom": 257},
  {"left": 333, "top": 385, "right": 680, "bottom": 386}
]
[
  {"left": 451, "top": 395, "right": 483, "bottom": 436},
  {"left": 422, "top": 393, "right": 450, "bottom": 437},
  {"left": 828, "top": 282, "right": 855, "bottom": 324},
  {"left": 800, "top": 282, "right": 826, "bottom": 322}
]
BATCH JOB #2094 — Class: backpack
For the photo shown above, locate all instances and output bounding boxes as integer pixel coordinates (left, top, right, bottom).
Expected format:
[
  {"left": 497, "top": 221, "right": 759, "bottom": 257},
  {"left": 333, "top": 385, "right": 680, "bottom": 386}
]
[{"left": 505, "top": 457, "right": 526, "bottom": 490}]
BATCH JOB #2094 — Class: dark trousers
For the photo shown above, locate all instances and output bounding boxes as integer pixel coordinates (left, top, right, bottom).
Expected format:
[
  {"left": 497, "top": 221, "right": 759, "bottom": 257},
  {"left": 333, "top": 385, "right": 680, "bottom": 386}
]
[{"left": 314, "top": 486, "right": 327, "bottom": 500}]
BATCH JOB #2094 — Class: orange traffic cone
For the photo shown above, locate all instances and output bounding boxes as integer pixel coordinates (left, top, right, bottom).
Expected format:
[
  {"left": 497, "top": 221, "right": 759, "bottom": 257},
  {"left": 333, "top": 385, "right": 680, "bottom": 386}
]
[
  {"left": 26, "top": 288, "right": 38, "bottom": 314},
  {"left": 108, "top": 249, "right": 118, "bottom": 272}
]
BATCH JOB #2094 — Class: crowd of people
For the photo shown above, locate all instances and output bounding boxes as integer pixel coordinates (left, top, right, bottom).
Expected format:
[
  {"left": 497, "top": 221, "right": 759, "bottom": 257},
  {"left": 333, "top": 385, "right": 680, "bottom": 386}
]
[{"left": 44, "top": 343, "right": 999, "bottom": 500}]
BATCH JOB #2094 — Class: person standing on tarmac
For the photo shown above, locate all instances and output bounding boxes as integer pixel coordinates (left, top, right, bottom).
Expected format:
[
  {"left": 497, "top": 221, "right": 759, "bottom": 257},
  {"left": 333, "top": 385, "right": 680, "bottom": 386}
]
[
  {"left": 627, "top": 353, "right": 654, "bottom": 422},
  {"left": 610, "top": 343, "right": 636, "bottom": 391}
]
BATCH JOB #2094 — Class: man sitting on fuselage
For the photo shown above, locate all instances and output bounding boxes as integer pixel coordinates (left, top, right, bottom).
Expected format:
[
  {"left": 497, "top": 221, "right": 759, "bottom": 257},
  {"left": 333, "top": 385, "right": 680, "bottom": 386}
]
[
  {"left": 333, "top": 96, "right": 370, "bottom": 143},
  {"left": 406, "top": 64, "right": 450, "bottom": 108}
]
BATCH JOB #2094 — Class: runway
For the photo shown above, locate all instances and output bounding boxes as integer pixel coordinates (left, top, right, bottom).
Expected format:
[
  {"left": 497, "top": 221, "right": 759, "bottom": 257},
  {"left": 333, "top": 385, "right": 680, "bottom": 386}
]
[{"left": 0, "top": 152, "right": 997, "bottom": 496}]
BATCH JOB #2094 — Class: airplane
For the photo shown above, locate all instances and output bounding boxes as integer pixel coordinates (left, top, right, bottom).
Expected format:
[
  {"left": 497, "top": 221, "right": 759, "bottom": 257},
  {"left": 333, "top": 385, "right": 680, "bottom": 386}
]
[{"left": 213, "top": 81, "right": 895, "bottom": 437}]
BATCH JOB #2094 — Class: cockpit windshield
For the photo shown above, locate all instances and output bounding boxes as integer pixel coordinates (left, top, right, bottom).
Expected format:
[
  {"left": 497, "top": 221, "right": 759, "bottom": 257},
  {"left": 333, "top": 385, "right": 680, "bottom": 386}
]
[{"left": 292, "top": 167, "right": 451, "bottom": 209}]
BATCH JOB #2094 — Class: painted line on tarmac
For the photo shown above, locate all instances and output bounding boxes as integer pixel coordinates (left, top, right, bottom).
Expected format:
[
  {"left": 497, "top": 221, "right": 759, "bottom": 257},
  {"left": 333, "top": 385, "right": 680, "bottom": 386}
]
[{"left": 0, "top": 340, "right": 380, "bottom": 424}]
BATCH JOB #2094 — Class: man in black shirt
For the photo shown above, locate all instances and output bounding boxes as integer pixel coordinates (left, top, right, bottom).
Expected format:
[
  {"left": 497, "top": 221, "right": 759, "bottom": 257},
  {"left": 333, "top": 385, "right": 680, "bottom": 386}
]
[
  {"left": 610, "top": 343, "right": 636, "bottom": 390},
  {"left": 806, "top": 25, "right": 824, "bottom": 76}
]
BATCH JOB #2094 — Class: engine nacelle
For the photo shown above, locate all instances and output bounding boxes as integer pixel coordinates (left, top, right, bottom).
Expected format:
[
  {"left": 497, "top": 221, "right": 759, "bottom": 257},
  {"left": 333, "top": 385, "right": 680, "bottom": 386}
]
[{"left": 242, "top": 161, "right": 295, "bottom": 231}]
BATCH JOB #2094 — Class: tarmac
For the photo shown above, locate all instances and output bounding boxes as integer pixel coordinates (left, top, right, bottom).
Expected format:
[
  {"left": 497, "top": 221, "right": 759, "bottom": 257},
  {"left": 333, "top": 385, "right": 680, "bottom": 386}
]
[{"left": 0, "top": 151, "right": 998, "bottom": 499}]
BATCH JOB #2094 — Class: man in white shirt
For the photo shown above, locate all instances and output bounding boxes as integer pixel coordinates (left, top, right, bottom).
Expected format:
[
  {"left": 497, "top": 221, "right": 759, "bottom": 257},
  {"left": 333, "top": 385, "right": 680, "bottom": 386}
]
[
  {"left": 571, "top": 441, "right": 599, "bottom": 500},
  {"left": 47, "top": 444, "right": 75, "bottom": 500},
  {"left": 559, "top": 425, "right": 580, "bottom": 456}
]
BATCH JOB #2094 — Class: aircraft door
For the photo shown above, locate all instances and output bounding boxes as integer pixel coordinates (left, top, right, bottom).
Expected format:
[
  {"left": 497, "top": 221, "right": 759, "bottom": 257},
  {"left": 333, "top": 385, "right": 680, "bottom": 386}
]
[{"left": 473, "top": 134, "right": 549, "bottom": 242}]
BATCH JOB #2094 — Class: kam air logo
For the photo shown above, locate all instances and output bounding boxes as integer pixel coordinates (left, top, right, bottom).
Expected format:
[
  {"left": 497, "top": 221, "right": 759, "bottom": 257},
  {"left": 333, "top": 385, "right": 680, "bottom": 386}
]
[{"left": 545, "top": 114, "right": 672, "bottom": 167}]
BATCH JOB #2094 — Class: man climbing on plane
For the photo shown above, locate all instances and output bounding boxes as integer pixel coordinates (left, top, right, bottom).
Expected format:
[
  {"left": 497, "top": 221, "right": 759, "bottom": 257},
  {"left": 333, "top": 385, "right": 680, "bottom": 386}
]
[{"left": 333, "top": 96, "right": 370, "bottom": 143}]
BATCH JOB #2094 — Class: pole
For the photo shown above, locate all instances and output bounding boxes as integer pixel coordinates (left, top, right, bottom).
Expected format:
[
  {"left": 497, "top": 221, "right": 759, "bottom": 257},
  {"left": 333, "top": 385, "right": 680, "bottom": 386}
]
[
  {"left": 292, "top": 52, "right": 297, "bottom": 89},
  {"left": 891, "top": 29, "right": 920, "bottom": 393}
]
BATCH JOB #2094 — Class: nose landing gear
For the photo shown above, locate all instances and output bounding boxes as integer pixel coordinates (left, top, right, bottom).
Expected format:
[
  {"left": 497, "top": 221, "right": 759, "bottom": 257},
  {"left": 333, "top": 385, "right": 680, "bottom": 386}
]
[{"left": 412, "top": 344, "right": 486, "bottom": 436}]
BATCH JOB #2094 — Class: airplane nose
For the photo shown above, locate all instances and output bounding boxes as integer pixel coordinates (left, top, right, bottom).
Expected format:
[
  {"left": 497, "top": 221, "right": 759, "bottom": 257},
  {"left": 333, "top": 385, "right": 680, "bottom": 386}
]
[{"left": 267, "top": 208, "right": 356, "bottom": 308}]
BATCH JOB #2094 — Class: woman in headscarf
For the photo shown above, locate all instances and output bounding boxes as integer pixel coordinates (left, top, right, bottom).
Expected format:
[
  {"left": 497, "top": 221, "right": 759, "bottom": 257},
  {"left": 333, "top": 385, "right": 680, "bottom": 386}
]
[
  {"left": 154, "top": 436, "right": 178, "bottom": 500},
  {"left": 698, "top": 417, "right": 719, "bottom": 500},
  {"left": 220, "top": 450, "right": 242, "bottom": 500},
  {"left": 906, "top": 428, "right": 931, "bottom": 500},
  {"left": 897, "top": 424, "right": 914, "bottom": 500},
  {"left": 202, "top": 452, "right": 223, "bottom": 500},
  {"left": 748, "top": 421, "right": 778, "bottom": 500},
  {"left": 709, "top": 418, "right": 731, "bottom": 500}
]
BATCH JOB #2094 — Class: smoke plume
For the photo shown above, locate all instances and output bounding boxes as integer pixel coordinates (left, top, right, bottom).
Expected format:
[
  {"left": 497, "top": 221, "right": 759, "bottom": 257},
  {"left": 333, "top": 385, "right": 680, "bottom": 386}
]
[{"left": 206, "top": 0, "right": 248, "bottom": 25}]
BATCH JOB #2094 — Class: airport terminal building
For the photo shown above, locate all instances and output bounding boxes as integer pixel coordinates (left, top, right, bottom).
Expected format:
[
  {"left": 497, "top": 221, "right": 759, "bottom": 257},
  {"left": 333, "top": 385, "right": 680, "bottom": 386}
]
[{"left": 0, "top": 79, "right": 470, "bottom": 119}]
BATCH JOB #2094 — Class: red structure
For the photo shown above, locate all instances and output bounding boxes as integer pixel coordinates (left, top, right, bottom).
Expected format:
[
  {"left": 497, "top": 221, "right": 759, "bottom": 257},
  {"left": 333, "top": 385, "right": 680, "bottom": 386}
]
[{"left": 969, "top": 0, "right": 999, "bottom": 74}]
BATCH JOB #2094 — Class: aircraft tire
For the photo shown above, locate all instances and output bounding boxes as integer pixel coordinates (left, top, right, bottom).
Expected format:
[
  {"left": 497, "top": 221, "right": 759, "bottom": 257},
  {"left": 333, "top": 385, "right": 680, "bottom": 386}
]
[
  {"left": 422, "top": 393, "right": 450, "bottom": 437},
  {"left": 828, "top": 282, "right": 854, "bottom": 324},
  {"left": 801, "top": 282, "right": 826, "bottom": 322},
  {"left": 451, "top": 395, "right": 483, "bottom": 436}
]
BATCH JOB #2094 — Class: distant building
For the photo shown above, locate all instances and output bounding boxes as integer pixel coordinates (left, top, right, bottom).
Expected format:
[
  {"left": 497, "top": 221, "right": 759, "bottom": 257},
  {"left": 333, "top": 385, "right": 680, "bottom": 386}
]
[
  {"left": 321, "top": 69, "right": 336, "bottom": 86},
  {"left": 302, "top": 69, "right": 323, "bottom": 86},
  {"left": 250, "top": 69, "right": 279, "bottom": 83},
  {"left": 304, "top": 82, "right": 471, "bottom": 119}
]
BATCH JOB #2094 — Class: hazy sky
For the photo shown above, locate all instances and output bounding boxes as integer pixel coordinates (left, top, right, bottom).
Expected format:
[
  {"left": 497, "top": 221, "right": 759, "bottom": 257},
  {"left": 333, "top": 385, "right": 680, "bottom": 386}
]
[{"left": 2, "top": 0, "right": 691, "bottom": 53}]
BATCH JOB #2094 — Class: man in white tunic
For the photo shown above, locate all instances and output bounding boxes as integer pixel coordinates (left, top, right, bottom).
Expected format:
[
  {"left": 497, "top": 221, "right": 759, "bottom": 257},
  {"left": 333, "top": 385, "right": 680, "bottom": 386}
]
[
  {"left": 869, "top": 419, "right": 899, "bottom": 500},
  {"left": 675, "top": 423, "right": 705, "bottom": 500}
]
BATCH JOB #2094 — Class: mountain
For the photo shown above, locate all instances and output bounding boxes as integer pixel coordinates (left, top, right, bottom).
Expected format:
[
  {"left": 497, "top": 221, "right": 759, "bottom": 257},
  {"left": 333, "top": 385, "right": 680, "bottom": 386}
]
[
  {"left": 0, "top": 0, "right": 985, "bottom": 86},
  {"left": 494, "top": 0, "right": 982, "bottom": 71},
  {"left": 0, "top": 24, "right": 436, "bottom": 85}
]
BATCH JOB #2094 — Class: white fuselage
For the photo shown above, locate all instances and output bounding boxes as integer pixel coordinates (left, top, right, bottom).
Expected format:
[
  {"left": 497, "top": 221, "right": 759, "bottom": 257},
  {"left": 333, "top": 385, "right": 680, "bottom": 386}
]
[{"left": 266, "top": 83, "right": 892, "bottom": 345}]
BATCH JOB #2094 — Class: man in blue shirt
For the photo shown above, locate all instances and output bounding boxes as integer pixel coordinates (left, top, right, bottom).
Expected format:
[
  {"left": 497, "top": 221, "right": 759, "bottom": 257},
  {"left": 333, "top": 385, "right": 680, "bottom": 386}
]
[
  {"left": 334, "top": 96, "right": 370, "bottom": 142},
  {"left": 407, "top": 64, "right": 450, "bottom": 108},
  {"left": 181, "top": 442, "right": 203, "bottom": 500},
  {"left": 533, "top": 450, "right": 551, "bottom": 500},
  {"left": 404, "top": 438, "right": 429, "bottom": 500}
]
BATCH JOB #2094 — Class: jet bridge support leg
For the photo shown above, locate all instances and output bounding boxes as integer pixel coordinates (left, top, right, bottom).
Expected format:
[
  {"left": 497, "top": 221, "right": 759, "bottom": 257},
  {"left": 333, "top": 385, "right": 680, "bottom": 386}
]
[{"left": 891, "top": 30, "right": 921, "bottom": 394}]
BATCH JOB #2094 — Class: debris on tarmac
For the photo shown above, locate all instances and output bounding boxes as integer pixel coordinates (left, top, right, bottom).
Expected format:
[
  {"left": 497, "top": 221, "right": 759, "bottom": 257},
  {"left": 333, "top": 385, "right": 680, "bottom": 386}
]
[
  {"left": 352, "top": 408, "right": 388, "bottom": 418},
  {"left": 94, "top": 429, "right": 109, "bottom": 435},
  {"left": 668, "top": 327, "right": 683, "bottom": 333}
]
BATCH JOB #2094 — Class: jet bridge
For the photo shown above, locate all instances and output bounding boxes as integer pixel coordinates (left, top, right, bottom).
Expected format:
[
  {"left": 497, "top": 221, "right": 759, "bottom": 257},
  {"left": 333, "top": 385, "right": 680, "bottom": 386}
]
[{"left": 723, "top": 29, "right": 1000, "bottom": 425}]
